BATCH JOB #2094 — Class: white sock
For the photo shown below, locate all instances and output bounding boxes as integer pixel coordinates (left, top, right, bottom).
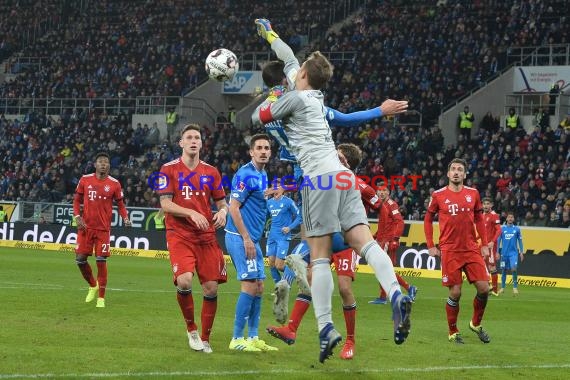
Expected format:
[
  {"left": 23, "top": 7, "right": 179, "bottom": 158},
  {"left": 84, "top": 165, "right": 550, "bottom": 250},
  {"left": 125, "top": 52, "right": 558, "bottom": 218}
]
[
  {"left": 311, "top": 258, "right": 334, "bottom": 331},
  {"left": 361, "top": 240, "right": 401, "bottom": 301}
]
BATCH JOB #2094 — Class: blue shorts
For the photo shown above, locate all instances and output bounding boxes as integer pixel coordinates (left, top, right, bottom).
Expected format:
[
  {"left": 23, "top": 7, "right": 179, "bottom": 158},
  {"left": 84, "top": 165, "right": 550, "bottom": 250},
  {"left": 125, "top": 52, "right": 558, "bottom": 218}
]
[
  {"left": 289, "top": 233, "right": 349, "bottom": 266},
  {"left": 291, "top": 240, "right": 311, "bottom": 264},
  {"left": 500, "top": 255, "right": 518, "bottom": 271},
  {"left": 266, "top": 239, "right": 290, "bottom": 260},
  {"left": 225, "top": 233, "right": 266, "bottom": 281},
  {"left": 332, "top": 232, "right": 349, "bottom": 253}
]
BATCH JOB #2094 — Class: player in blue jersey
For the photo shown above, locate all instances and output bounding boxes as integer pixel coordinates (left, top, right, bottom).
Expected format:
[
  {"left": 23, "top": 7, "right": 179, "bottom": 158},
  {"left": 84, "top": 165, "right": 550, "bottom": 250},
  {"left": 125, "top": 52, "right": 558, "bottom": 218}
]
[
  {"left": 225, "top": 134, "right": 278, "bottom": 352},
  {"left": 266, "top": 193, "right": 302, "bottom": 323},
  {"left": 266, "top": 194, "right": 301, "bottom": 285},
  {"left": 497, "top": 212, "right": 524, "bottom": 296}
]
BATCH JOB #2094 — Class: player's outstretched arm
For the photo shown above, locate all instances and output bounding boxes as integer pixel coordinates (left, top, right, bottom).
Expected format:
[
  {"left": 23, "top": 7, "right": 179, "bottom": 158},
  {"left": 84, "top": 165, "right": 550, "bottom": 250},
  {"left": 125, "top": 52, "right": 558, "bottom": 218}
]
[
  {"left": 255, "top": 18, "right": 280, "bottom": 44},
  {"left": 326, "top": 99, "right": 408, "bottom": 127},
  {"left": 255, "top": 18, "right": 299, "bottom": 88}
]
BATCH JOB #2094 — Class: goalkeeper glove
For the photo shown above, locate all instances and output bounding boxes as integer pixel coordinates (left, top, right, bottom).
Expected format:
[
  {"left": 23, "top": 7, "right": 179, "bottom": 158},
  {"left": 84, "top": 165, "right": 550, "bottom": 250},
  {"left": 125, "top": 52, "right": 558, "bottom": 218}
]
[{"left": 255, "top": 18, "right": 280, "bottom": 44}]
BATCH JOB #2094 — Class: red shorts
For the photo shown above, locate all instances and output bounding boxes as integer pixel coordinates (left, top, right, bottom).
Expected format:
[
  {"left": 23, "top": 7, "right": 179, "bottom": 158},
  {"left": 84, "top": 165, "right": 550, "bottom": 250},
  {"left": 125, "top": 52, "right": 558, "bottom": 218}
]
[
  {"left": 441, "top": 249, "right": 489, "bottom": 287},
  {"left": 332, "top": 248, "right": 357, "bottom": 280},
  {"left": 167, "top": 233, "right": 227, "bottom": 285},
  {"left": 75, "top": 229, "right": 111, "bottom": 257}
]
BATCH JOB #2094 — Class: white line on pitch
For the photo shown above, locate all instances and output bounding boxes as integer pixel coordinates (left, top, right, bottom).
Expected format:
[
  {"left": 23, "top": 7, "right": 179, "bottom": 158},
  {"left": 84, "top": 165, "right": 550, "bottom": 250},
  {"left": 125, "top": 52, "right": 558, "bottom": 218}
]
[{"left": 1, "top": 363, "right": 570, "bottom": 379}]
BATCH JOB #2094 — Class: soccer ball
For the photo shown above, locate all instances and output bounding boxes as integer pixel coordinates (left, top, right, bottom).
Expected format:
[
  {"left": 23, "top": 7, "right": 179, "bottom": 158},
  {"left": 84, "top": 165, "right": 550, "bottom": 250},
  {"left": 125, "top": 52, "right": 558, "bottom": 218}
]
[{"left": 205, "top": 48, "right": 239, "bottom": 82}]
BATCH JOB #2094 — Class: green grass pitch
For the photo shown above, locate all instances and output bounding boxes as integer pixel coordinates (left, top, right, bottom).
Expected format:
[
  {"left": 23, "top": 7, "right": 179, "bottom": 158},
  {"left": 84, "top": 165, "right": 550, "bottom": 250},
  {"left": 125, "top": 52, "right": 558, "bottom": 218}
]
[{"left": 1, "top": 247, "right": 569, "bottom": 379}]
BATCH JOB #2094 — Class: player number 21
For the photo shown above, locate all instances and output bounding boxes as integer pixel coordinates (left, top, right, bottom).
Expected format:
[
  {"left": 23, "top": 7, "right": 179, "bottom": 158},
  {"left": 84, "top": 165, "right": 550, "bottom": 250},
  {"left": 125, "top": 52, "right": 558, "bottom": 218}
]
[{"left": 247, "top": 259, "right": 258, "bottom": 273}]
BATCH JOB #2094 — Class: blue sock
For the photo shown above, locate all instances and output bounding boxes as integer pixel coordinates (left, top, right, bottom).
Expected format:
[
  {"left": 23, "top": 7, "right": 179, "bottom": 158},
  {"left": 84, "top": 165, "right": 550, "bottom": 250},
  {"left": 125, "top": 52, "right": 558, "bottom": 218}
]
[
  {"left": 512, "top": 271, "right": 518, "bottom": 288},
  {"left": 282, "top": 265, "right": 296, "bottom": 286},
  {"left": 233, "top": 292, "right": 254, "bottom": 339},
  {"left": 501, "top": 270, "right": 507, "bottom": 288},
  {"left": 270, "top": 267, "right": 281, "bottom": 283},
  {"left": 248, "top": 295, "right": 262, "bottom": 338}
]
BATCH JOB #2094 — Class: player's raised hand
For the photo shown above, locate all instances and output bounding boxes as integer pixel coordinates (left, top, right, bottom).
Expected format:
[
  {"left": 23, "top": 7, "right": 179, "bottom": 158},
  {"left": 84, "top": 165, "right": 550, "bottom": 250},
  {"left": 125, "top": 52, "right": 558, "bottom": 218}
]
[
  {"left": 255, "top": 18, "right": 279, "bottom": 44},
  {"left": 123, "top": 217, "right": 132, "bottom": 227},
  {"left": 188, "top": 210, "right": 210, "bottom": 231},
  {"left": 379, "top": 99, "right": 409, "bottom": 116},
  {"left": 428, "top": 246, "right": 440, "bottom": 257}
]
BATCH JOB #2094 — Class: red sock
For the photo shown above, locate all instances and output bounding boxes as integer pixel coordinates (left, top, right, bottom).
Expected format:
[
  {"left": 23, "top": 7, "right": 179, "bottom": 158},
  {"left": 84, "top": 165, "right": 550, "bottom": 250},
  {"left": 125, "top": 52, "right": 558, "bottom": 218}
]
[
  {"left": 343, "top": 304, "right": 356, "bottom": 342},
  {"left": 201, "top": 295, "right": 217, "bottom": 342},
  {"left": 77, "top": 261, "right": 96, "bottom": 287},
  {"left": 446, "top": 297, "right": 460, "bottom": 335},
  {"left": 96, "top": 260, "right": 107, "bottom": 298},
  {"left": 471, "top": 293, "right": 488, "bottom": 327},
  {"left": 288, "top": 294, "right": 311, "bottom": 332},
  {"left": 491, "top": 273, "right": 498, "bottom": 293},
  {"left": 177, "top": 289, "right": 197, "bottom": 331},
  {"left": 379, "top": 284, "right": 387, "bottom": 299},
  {"left": 396, "top": 274, "right": 410, "bottom": 291}
]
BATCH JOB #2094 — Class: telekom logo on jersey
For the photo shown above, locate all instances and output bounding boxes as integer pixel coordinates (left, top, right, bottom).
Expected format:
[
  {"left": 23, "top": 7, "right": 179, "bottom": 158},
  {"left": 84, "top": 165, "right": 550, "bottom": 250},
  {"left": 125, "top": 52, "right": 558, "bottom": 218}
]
[{"left": 148, "top": 171, "right": 423, "bottom": 192}]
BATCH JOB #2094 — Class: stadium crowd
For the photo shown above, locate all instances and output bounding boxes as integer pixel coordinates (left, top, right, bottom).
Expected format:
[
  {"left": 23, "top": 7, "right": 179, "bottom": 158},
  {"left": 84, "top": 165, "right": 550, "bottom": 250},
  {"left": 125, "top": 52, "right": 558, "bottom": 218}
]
[
  {"left": 0, "top": 0, "right": 569, "bottom": 228},
  {"left": 1, "top": 107, "right": 569, "bottom": 227}
]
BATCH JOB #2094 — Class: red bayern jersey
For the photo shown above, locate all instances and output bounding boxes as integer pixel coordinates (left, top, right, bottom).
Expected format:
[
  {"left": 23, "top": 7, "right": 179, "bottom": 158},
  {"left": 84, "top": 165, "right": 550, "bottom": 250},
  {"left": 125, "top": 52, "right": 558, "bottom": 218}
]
[
  {"left": 356, "top": 177, "right": 382, "bottom": 211},
  {"left": 483, "top": 211, "right": 501, "bottom": 246},
  {"left": 73, "top": 174, "right": 127, "bottom": 231},
  {"left": 376, "top": 197, "right": 405, "bottom": 241},
  {"left": 157, "top": 158, "right": 225, "bottom": 242},
  {"left": 425, "top": 186, "right": 486, "bottom": 252}
]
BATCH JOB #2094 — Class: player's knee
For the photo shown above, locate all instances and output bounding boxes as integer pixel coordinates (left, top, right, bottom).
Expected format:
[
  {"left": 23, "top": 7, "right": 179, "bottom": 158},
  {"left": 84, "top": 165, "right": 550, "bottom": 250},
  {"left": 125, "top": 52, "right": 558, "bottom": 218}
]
[
  {"left": 202, "top": 283, "right": 218, "bottom": 297},
  {"left": 96, "top": 256, "right": 107, "bottom": 263},
  {"left": 75, "top": 259, "right": 87, "bottom": 265}
]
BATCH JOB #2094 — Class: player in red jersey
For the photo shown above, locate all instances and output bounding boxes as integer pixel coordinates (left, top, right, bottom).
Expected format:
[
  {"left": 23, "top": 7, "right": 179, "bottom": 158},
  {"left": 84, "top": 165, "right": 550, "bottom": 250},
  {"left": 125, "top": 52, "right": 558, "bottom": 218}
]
[
  {"left": 370, "top": 183, "right": 417, "bottom": 304},
  {"left": 424, "top": 158, "right": 491, "bottom": 344},
  {"left": 267, "top": 143, "right": 382, "bottom": 360},
  {"left": 482, "top": 197, "right": 502, "bottom": 296},
  {"left": 73, "top": 152, "right": 131, "bottom": 309},
  {"left": 157, "top": 124, "right": 228, "bottom": 354}
]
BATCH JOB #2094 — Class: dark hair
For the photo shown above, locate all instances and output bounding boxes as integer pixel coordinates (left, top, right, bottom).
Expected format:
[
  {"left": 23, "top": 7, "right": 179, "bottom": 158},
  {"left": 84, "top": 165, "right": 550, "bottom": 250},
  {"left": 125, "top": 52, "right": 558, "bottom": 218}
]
[
  {"left": 180, "top": 124, "right": 201, "bottom": 139},
  {"left": 304, "top": 51, "right": 333, "bottom": 90},
  {"left": 337, "top": 143, "right": 362, "bottom": 169},
  {"left": 262, "top": 60, "right": 285, "bottom": 87},
  {"left": 482, "top": 197, "right": 493, "bottom": 203},
  {"left": 249, "top": 133, "right": 271, "bottom": 149},
  {"left": 506, "top": 211, "right": 515, "bottom": 217},
  {"left": 447, "top": 158, "right": 467, "bottom": 171},
  {"left": 94, "top": 152, "right": 110, "bottom": 161}
]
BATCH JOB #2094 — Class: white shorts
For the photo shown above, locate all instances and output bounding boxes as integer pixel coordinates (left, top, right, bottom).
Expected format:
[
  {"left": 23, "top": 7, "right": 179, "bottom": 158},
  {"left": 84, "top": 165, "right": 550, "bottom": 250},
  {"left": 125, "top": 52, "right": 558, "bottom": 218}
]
[{"left": 301, "top": 170, "right": 368, "bottom": 237}]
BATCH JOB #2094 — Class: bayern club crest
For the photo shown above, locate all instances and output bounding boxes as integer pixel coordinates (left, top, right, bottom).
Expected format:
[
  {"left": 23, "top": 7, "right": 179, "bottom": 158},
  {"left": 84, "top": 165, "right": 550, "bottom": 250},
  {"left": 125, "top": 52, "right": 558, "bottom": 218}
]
[
  {"left": 104, "top": 185, "right": 111, "bottom": 192},
  {"left": 465, "top": 195, "right": 472, "bottom": 202}
]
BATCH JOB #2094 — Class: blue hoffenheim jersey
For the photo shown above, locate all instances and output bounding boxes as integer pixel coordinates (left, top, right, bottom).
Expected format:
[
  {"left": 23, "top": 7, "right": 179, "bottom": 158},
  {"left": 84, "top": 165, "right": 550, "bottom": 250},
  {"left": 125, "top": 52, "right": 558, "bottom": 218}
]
[
  {"left": 267, "top": 195, "right": 301, "bottom": 241},
  {"left": 497, "top": 224, "right": 523, "bottom": 256},
  {"left": 225, "top": 162, "right": 267, "bottom": 242}
]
